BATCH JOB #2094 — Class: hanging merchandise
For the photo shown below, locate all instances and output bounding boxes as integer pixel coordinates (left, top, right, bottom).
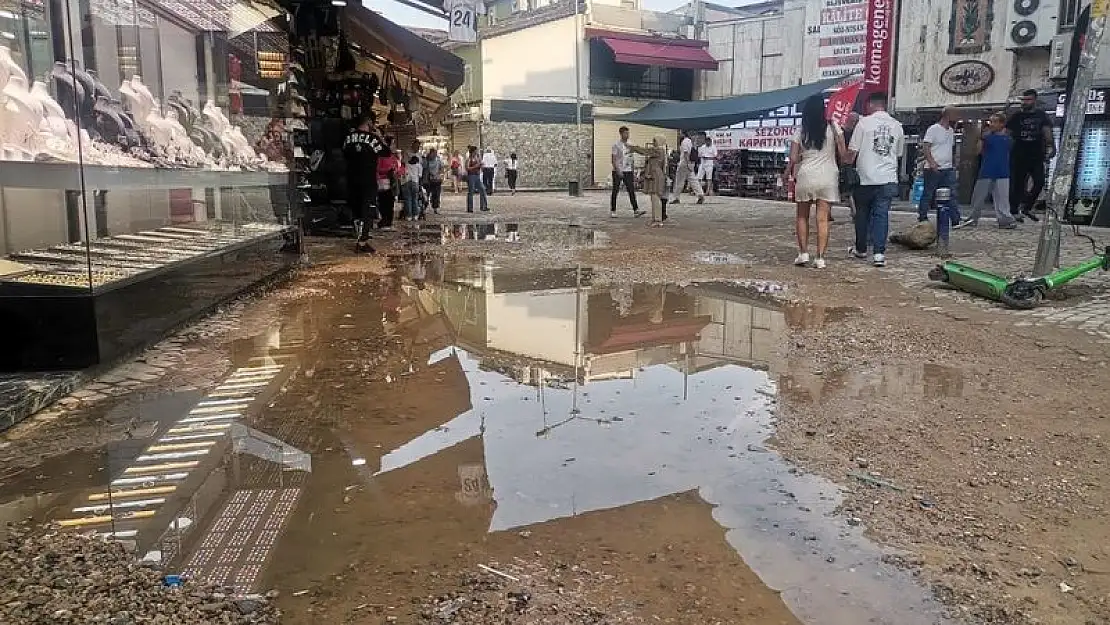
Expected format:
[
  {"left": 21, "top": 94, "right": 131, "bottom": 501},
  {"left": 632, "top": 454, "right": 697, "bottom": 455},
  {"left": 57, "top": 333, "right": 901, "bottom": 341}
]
[{"left": 445, "top": 0, "right": 486, "bottom": 43}]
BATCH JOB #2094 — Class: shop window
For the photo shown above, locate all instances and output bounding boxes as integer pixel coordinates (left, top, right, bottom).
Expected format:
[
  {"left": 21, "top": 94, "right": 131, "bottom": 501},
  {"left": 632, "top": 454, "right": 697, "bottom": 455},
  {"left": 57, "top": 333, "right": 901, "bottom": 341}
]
[
  {"left": 588, "top": 39, "right": 694, "bottom": 101},
  {"left": 0, "top": 0, "right": 52, "bottom": 80}
]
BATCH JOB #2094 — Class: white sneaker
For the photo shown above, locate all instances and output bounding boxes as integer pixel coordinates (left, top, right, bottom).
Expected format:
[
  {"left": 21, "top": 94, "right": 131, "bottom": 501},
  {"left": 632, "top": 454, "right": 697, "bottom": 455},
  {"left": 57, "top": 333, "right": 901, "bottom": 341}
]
[
  {"left": 848, "top": 246, "right": 867, "bottom": 259},
  {"left": 794, "top": 252, "right": 811, "bottom": 266},
  {"left": 872, "top": 253, "right": 886, "bottom": 267},
  {"left": 813, "top": 257, "right": 827, "bottom": 269}
]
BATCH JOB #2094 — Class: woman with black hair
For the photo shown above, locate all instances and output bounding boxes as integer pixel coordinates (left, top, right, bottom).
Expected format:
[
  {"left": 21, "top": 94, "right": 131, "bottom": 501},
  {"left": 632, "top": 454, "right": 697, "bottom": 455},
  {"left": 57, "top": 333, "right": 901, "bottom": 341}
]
[{"left": 787, "top": 95, "right": 848, "bottom": 269}]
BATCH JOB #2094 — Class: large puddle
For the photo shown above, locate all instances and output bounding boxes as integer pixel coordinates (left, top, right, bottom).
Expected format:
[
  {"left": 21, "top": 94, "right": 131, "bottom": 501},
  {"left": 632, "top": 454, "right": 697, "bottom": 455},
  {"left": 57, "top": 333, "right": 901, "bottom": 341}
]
[{"left": 0, "top": 251, "right": 955, "bottom": 624}]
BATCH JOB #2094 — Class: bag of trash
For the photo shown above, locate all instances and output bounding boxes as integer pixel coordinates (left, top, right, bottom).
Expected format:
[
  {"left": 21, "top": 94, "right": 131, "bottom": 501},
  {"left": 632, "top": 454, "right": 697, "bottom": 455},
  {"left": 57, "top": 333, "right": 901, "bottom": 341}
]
[{"left": 890, "top": 220, "right": 937, "bottom": 250}]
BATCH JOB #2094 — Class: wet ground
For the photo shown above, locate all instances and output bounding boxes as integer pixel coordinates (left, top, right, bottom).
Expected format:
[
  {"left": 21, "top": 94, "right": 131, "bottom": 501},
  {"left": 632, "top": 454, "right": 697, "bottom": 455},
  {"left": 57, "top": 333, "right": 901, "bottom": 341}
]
[{"left": 4, "top": 192, "right": 1110, "bottom": 625}]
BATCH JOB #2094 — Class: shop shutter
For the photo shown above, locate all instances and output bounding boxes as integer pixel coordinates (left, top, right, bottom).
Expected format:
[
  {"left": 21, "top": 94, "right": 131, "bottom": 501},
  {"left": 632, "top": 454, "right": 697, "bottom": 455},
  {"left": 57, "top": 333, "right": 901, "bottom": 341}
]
[{"left": 450, "top": 121, "right": 480, "bottom": 157}]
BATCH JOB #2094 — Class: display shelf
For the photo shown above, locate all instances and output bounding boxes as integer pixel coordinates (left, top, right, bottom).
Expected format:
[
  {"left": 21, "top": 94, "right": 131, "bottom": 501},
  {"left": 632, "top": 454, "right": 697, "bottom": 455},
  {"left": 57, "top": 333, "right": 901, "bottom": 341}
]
[
  {"left": 0, "top": 223, "right": 297, "bottom": 371},
  {"left": 0, "top": 162, "right": 288, "bottom": 191},
  {"left": 0, "top": 223, "right": 289, "bottom": 295}
]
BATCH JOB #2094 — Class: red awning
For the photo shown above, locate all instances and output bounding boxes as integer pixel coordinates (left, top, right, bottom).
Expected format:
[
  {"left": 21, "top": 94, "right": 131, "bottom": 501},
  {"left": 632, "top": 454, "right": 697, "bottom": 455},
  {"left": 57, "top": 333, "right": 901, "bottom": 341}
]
[{"left": 599, "top": 37, "right": 719, "bottom": 71}]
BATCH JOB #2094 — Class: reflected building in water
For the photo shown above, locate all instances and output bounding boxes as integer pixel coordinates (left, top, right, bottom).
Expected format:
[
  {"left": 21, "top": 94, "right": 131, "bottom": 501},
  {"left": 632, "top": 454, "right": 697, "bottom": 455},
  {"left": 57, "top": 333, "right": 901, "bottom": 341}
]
[{"left": 428, "top": 257, "right": 791, "bottom": 386}]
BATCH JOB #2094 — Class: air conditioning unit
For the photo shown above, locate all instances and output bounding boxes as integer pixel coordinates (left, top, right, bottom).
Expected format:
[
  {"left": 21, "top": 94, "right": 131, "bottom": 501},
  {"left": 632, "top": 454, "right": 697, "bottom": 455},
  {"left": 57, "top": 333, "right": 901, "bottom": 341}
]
[
  {"left": 1048, "top": 35, "right": 1069, "bottom": 79},
  {"left": 1006, "top": 0, "right": 1060, "bottom": 49}
]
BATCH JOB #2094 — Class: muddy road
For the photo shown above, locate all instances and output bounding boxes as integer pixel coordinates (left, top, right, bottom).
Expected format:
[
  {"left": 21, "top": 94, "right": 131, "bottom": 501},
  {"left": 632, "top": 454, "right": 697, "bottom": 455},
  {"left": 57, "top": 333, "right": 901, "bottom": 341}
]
[{"left": 2, "top": 193, "right": 1109, "bottom": 625}]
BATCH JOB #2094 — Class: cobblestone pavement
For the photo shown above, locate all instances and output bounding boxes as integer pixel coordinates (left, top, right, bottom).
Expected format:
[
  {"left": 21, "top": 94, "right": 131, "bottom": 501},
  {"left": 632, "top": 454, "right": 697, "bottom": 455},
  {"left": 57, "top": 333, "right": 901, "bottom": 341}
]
[{"left": 845, "top": 211, "right": 1110, "bottom": 342}]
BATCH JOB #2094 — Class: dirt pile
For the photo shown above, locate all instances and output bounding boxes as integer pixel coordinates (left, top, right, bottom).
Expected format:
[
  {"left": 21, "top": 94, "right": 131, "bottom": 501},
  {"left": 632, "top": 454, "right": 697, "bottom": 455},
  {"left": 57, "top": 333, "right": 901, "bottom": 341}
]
[{"left": 0, "top": 524, "right": 281, "bottom": 624}]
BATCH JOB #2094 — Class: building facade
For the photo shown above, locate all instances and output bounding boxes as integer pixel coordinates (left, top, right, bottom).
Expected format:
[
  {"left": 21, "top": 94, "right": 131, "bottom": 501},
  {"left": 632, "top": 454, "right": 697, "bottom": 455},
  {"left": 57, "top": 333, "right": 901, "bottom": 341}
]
[{"left": 443, "top": 0, "right": 718, "bottom": 188}]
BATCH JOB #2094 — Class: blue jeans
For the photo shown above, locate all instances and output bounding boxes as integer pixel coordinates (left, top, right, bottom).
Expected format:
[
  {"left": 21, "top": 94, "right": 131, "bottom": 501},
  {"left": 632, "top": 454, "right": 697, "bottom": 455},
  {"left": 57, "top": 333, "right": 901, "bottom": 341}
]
[
  {"left": 918, "top": 168, "right": 962, "bottom": 223},
  {"left": 401, "top": 182, "right": 419, "bottom": 219},
  {"left": 467, "top": 173, "right": 488, "bottom": 212},
  {"left": 853, "top": 183, "right": 898, "bottom": 255}
]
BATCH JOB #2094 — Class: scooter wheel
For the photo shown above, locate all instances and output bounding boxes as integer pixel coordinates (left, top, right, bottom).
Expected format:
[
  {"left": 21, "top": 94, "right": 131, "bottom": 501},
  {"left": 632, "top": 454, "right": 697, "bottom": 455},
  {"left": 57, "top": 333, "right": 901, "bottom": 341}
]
[
  {"left": 1000, "top": 282, "right": 1043, "bottom": 310},
  {"left": 928, "top": 266, "right": 949, "bottom": 282}
]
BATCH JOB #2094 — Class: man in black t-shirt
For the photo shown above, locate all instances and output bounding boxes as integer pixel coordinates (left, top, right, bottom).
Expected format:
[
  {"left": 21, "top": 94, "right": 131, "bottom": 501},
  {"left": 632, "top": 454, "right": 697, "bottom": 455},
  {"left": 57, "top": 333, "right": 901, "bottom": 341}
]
[
  {"left": 1005, "top": 88, "right": 1057, "bottom": 222},
  {"left": 342, "top": 115, "right": 389, "bottom": 251}
]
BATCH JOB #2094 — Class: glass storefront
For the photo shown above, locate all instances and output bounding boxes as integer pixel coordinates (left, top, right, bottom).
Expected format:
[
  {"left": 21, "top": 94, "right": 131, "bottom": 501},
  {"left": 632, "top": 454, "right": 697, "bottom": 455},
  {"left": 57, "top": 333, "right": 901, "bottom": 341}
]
[{"left": 0, "top": 0, "right": 297, "bottom": 372}]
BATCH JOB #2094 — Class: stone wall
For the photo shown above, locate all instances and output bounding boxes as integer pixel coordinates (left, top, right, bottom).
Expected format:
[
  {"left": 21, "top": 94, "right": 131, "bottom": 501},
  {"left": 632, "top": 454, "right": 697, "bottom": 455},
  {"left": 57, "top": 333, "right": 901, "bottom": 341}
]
[{"left": 480, "top": 121, "right": 594, "bottom": 189}]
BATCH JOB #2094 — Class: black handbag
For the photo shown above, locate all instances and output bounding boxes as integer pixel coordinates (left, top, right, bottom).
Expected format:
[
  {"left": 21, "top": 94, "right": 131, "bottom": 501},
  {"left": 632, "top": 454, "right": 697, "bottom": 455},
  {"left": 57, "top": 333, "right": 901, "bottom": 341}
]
[{"left": 839, "top": 165, "right": 860, "bottom": 190}]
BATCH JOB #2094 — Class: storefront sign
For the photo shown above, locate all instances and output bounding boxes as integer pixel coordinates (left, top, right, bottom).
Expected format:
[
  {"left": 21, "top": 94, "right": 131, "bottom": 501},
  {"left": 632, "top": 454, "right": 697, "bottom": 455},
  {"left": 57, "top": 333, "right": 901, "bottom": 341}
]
[
  {"left": 863, "top": 0, "right": 893, "bottom": 94},
  {"left": 711, "top": 126, "right": 799, "bottom": 152},
  {"left": 813, "top": 0, "right": 868, "bottom": 80},
  {"left": 1056, "top": 89, "right": 1108, "bottom": 117},
  {"left": 939, "top": 60, "right": 994, "bottom": 95}
]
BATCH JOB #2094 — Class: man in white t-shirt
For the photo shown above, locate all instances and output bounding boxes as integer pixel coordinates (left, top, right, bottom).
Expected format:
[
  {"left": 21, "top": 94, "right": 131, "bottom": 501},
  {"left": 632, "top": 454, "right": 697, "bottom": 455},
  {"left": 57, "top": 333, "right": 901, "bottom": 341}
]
[
  {"left": 481, "top": 147, "right": 497, "bottom": 194},
  {"left": 446, "top": 0, "right": 485, "bottom": 43},
  {"left": 670, "top": 131, "right": 704, "bottom": 203},
  {"left": 610, "top": 126, "right": 644, "bottom": 217},
  {"left": 847, "top": 91, "right": 905, "bottom": 267},
  {"left": 918, "top": 106, "right": 961, "bottom": 223},
  {"left": 696, "top": 136, "right": 718, "bottom": 196}
]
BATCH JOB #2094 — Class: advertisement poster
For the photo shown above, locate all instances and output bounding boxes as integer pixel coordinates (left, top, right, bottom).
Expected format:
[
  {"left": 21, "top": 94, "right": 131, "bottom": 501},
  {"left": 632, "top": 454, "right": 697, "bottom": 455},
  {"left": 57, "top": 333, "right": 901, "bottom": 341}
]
[
  {"left": 711, "top": 126, "right": 799, "bottom": 152},
  {"left": 862, "top": 0, "right": 893, "bottom": 95},
  {"left": 815, "top": 0, "right": 867, "bottom": 80}
]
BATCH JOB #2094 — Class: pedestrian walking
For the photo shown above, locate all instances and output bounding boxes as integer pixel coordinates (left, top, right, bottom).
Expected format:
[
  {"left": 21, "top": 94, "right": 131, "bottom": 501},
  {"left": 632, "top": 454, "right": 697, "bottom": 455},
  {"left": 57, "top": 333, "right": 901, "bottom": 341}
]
[
  {"left": 342, "top": 115, "right": 389, "bottom": 253},
  {"left": 402, "top": 154, "right": 422, "bottom": 221},
  {"left": 425, "top": 148, "right": 444, "bottom": 214},
  {"left": 505, "top": 152, "right": 519, "bottom": 194},
  {"left": 449, "top": 152, "right": 462, "bottom": 193},
  {"left": 466, "top": 145, "right": 489, "bottom": 212},
  {"left": 1006, "top": 89, "right": 1056, "bottom": 222},
  {"left": 611, "top": 126, "right": 645, "bottom": 218},
  {"left": 957, "top": 112, "right": 1017, "bottom": 229},
  {"left": 787, "top": 95, "right": 848, "bottom": 269},
  {"left": 375, "top": 142, "right": 401, "bottom": 231},
  {"left": 696, "top": 136, "right": 717, "bottom": 196},
  {"left": 630, "top": 135, "right": 670, "bottom": 227},
  {"left": 669, "top": 131, "right": 704, "bottom": 204},
  {"left": 481, "top": 147, "right": 498, "bottom": 194},
  {"left": 918, "top": 106, "right": 963, "bottom": 226},
  {"left": 847, "top": 91, "right": 905, "bottom": 268}
]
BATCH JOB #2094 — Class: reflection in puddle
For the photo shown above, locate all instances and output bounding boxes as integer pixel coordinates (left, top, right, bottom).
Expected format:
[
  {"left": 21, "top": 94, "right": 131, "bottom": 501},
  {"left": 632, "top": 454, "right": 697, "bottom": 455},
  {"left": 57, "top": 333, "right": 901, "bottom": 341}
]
[
  {"left": 780, "top": 362, "right": 966, "bottom": 406},
  {"left": 0, "top": 254, "right": 952, "bottom": 623},
  {"left": 369, "top": 257, "right": 948, "bottom": 624},
  {"left": 692, "top": 250, "right": 746, "bottom": 265}
]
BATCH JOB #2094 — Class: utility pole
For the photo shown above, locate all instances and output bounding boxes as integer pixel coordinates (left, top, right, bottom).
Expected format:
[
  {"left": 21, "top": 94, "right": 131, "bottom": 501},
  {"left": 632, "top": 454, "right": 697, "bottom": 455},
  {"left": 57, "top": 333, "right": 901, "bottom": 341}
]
[
  {"left": 1033, "top": 0, "right": 1107, "bottom": 275},
  {"left": 573, "top": 0, "right": 583, "bottom": 194}
]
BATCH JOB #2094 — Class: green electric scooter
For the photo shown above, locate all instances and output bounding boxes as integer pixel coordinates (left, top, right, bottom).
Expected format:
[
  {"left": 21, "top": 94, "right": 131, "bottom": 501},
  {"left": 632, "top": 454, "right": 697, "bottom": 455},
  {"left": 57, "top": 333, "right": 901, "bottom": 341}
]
[{"left": 928, "top": 246, "right": 1110, "bottom": 309}]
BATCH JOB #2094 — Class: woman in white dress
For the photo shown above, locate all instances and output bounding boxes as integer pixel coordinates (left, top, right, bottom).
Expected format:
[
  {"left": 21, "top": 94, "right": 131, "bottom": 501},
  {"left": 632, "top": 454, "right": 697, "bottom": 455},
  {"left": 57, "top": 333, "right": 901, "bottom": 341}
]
[{"left": 787, "top": 95, "right": 848, "bottom": 269}]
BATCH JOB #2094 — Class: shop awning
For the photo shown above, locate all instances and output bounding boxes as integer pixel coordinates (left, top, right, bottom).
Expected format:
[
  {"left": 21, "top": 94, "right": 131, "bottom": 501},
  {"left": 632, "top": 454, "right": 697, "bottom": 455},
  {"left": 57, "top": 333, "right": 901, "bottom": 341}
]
[
  {"left": 598, "top": 37, "right": 719, "bottom": 71},
  {"left": 612, "top": 75, "right": 852, "bottom": 131},
  {"left": 344, "top": 6, "right": 465, "bottom": 93}
]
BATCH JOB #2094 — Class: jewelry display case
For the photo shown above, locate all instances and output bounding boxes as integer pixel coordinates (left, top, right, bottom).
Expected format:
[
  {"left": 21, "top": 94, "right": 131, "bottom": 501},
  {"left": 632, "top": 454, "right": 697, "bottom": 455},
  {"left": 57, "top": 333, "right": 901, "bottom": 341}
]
[{"left": 0, "top": 0, "right": 298, "bottom": 371}]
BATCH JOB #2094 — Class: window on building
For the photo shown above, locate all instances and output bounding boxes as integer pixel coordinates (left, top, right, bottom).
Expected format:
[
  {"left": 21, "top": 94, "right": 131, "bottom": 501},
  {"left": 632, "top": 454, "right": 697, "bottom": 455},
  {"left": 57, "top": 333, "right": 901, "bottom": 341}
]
[
  {"left": 1059, "top": 0, "right": 1081, "bottom": 30},
  {"left": 588, "top": 39, "right": 695, "bottom": 101}
]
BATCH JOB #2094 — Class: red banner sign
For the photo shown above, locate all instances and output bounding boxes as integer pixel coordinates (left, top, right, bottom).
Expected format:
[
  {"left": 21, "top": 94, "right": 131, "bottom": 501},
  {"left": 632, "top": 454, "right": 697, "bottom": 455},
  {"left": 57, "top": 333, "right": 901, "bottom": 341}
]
[
  {"left": 862, "top": 0, "right": 893, "bottom": 95},
  {"left": 826, "top": 78, "right": 863, "bottom": 125}
]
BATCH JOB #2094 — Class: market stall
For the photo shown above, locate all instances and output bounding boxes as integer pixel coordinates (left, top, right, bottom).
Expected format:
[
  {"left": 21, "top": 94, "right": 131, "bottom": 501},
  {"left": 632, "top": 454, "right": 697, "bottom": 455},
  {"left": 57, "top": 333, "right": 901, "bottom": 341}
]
[{"left": 290, "top": 2, "right": 462, "bottom": 234}]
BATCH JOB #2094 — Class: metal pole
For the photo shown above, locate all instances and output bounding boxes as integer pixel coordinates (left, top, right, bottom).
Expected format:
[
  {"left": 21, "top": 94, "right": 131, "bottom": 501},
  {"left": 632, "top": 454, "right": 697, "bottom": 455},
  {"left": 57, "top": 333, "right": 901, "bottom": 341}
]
[
  {"left": 1033, "top": 0, "right": 1108, "bottom": 275},
  {"left": 573, "top": 0, "right": 582, "bottom": 192}
]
